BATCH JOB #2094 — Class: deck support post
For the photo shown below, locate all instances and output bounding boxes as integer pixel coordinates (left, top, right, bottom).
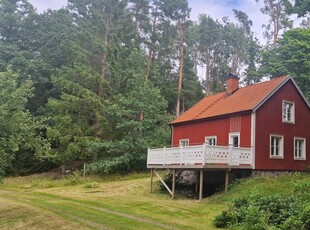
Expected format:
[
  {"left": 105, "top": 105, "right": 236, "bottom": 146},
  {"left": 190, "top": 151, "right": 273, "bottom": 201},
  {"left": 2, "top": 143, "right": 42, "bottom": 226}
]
[
  {"left": 172, "top": 169, "right": 176, "bottom": 199},
  {"left": 199, "top": 170, "right": 203, "bottom": 202},
  {"left": 195, "top": 171, "right": 198, "bottom": 193},
  {"left": 150, "top": 169, "right": 154, "bottom": 193},
  {"left": 225, "top": 170, "right": 229, "bottom": 192}
]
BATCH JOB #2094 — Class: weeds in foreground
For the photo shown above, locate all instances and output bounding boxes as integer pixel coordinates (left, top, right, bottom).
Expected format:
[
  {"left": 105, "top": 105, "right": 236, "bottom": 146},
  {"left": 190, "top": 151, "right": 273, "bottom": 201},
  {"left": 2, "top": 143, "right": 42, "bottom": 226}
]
[{"left": 214, "top": 174, "right": 310, "bottom": 229}]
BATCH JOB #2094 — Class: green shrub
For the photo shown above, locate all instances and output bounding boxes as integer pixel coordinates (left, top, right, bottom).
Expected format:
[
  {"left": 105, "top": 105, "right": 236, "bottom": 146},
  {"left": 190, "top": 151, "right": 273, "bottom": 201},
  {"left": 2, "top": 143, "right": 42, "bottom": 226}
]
[
  {"left": 0, "top": 167, "right": 4, "bottom": 183},
  {"left": 213, "top": 210, "right": 233, "bottom": 228},
  {"left": 66, "top": 170, "right": 85, "bottom": 185},
  {"left": 293, "top": 180, "right": 310, "bottom": 200},
  {"left": 282, "top": 204, "right": 310, "bottom": 230},
  {"left": 214, "top": 195, "right": 307, "bottom": 229},
  {"left": 83, "top": 182, "right": 99, "bottom": 189}
]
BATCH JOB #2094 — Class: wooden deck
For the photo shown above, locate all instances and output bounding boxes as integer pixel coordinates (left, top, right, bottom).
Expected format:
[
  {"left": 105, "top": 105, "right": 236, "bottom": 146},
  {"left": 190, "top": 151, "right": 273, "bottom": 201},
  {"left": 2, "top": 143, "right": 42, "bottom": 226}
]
[
  {"left": 147, "top": 144, "right": 253, "bottom": 169},
  {"left": 147, "top": 144, "right": 253, "bottom": 201}
]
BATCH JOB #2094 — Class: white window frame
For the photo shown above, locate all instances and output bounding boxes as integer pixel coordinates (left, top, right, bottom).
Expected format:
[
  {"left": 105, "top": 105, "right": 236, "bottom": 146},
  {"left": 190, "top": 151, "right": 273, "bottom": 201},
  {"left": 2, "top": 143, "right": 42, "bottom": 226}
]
[
  {"left": 179, "top": 139, "right": 189, "bottom": 147},
  {"left": 205, "top": 136, "right": 217, "bottom": 146},
  {"left": 294, "top": 137, "right": 306, "bottom": 160},
  {"left": 229, "top": 132, "right": 240, "bottom": 147},
  {"left": 270, "top": 134, "right": 284, "bottom": 159},
  {"left": 282, "top": 100, "right": 295, "bottom": 124}
]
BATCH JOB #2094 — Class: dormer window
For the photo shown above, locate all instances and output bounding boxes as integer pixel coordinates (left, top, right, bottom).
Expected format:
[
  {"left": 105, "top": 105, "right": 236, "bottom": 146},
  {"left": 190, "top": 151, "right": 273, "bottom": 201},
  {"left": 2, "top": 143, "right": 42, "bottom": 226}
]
[{"left": 282, "top": 101, "right": 295, "bottom": 123}]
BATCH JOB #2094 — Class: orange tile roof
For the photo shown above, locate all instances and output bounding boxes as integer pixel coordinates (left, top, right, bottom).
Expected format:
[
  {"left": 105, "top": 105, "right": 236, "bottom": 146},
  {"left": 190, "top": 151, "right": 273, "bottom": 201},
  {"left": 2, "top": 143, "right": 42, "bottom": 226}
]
[{"left": 171, "top": 76, "right": 289, "bottom": 124}]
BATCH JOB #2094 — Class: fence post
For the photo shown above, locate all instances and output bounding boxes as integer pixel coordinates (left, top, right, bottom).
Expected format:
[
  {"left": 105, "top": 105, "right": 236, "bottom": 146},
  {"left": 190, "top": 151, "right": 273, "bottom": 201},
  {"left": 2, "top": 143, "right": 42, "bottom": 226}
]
[{"left": 83, "top": 163, "right": 86, "bottom": 179}]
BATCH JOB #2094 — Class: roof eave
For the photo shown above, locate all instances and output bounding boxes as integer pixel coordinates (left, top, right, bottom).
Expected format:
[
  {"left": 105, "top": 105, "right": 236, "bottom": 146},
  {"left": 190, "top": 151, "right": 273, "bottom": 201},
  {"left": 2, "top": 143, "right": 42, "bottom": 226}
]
[{"left": 170, "top": 110, "right": 253, "bottom": 126}]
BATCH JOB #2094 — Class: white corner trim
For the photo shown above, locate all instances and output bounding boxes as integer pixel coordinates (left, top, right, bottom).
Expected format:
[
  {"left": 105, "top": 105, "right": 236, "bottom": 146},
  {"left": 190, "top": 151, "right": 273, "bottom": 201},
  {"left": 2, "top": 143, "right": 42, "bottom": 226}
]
[
  {"left": 171, "top": 126, "right": 174, "bottom": 147},
  {"left": 251, "top": 112, "right": 256, "bottom": 169}
]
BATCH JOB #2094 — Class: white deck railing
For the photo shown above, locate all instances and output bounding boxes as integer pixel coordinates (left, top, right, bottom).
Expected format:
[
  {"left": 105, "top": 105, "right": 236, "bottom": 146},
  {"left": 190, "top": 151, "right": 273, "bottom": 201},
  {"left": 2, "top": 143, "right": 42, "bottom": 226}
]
[{"left": 147, "top": 144, "right": 253, "bottom": 168}]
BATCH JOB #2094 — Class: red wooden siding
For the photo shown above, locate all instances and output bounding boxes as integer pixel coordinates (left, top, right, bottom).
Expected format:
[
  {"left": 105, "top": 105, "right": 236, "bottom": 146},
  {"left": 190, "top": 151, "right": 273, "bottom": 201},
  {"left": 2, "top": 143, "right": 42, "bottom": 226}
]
[
  {"left": 255, "top": 80, "right": 310, "bottom": 170},
  {"left": 172, "top": 114, "right": 252, "bottom": 147}
]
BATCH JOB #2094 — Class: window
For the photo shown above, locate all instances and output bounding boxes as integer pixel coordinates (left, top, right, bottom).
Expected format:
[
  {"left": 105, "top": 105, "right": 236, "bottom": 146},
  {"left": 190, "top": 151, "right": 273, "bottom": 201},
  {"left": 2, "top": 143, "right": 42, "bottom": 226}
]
[
  {"left": 282, "top": 101, "right": 295, "bottom": 123},
  {"left": 270, "top": 135, "right": 284, "bottom": 158},
  {"left": 179, "top": 139, "right": 189, "bottom": 147},
  {"left": 205, "top": 136, "right": 217, "bottom": 146},
  {"left": 294, "top": 137, "right": 306, "bottom": 160},
  {"left": 229, "top": 132, "right": 240, "bottom": 147}
]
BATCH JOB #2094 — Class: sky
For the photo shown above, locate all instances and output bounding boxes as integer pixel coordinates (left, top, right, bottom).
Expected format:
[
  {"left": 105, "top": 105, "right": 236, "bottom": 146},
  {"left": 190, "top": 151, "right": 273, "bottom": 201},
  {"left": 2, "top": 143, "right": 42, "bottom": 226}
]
[
  {"left": 28, "top": 0, "right": 268, "bottom": 42},
  {"left": 189, "top": 0, "right": 269, "bottom": 42}
]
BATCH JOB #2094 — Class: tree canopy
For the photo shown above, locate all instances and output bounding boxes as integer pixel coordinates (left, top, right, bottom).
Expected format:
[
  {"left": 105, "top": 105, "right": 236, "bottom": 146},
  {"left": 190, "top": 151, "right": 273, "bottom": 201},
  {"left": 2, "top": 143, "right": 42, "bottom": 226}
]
[{"left": 0, "top": 0, "right": 309, "bottom": 177}]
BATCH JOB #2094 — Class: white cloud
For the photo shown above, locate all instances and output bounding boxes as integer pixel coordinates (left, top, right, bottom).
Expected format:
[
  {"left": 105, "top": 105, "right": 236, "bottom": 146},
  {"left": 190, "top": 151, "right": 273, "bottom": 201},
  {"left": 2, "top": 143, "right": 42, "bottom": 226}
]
[{"left": 28, "top": 0, "right": 67, "bottom": 13}]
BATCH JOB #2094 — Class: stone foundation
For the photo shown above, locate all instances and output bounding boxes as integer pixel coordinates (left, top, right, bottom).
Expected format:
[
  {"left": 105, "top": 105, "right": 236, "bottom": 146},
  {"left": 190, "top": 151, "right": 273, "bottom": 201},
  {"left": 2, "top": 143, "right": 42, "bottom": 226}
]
[{"left": 251, "top": 170, "right": 296, "bottom": 177}]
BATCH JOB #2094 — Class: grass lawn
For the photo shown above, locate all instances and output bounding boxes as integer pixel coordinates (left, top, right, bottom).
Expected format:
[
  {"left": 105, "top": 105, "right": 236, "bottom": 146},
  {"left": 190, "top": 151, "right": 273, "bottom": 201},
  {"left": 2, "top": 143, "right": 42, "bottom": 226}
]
[{"left": 0, "top": 171, "right": 309, "bottom": 229}]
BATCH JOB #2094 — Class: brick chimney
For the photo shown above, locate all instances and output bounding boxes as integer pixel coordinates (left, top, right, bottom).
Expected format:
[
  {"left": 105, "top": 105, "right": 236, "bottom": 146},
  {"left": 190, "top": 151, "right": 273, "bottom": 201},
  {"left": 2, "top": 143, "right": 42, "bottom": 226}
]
[{"left": 226, "top": 73, "right": 239, "bottom": 95}]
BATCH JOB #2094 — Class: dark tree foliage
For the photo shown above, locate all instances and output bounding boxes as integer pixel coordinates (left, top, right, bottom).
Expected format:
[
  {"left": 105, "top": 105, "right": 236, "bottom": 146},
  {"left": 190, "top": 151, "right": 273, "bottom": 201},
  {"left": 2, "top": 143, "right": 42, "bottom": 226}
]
[
  {"left": 4, "top": 0, "right": 309, "bottom": 177},
  {"left": 284, "top": 0, "right": 310, "bottom": 17},
  {"left": 259, "top": 28, "right": 310, "bottom": 100}
]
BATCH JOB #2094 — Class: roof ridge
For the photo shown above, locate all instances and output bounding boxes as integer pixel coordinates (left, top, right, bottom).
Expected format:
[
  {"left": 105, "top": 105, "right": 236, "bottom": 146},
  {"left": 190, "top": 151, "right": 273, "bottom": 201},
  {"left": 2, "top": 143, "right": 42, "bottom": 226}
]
[
  {"left": 240, "top": 75, "right": 288, "bottom": 90},
  {"left": 170, "top": 75, "right": 291, "bottom": 125},
  {"left": 194, "top": 93, "right": 226, "bottom": 119}
]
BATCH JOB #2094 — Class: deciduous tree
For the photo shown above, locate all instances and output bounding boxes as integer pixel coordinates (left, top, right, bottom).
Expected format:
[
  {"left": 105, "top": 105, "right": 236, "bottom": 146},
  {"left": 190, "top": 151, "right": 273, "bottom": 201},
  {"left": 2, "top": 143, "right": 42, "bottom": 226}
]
[
  {"left": 259, "top": 28, "right": 310, "bottom": 99},
  {"left": 0, "top": 69, "right": 49, "bottom": 179}
]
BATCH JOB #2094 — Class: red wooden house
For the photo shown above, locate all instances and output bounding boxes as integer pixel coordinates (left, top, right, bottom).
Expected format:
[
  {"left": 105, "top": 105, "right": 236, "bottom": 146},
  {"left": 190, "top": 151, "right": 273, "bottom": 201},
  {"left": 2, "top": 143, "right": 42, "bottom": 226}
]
[{"left": 147, "top": 74, "right": 310, "bottom": 199}]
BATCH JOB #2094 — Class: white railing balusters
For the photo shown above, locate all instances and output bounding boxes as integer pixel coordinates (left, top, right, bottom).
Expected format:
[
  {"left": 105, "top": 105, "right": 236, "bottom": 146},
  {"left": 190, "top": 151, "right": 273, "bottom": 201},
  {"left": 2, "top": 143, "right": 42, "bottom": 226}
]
[
  {"left": 147, "top": 144, "right": 253, "bottom": 168},
  {"left": 202, "top": 143, "right": 206, "bottom": 165},
  {"left": 180, "top": 145, "right": 183, "bottom": 165},
  {"left": 163, "top": 147, "right": 166, "bottom": 166}
]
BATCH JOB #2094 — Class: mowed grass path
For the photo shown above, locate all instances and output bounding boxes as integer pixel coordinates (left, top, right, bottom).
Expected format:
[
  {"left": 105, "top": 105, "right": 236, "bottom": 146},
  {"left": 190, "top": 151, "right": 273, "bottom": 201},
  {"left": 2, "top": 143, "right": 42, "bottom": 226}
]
[
  {"left": 0, "top": 173, "right": 225, "bottom": 230},
  {"left": 2, "top": 173, "right": 308, "bottom": 229}
]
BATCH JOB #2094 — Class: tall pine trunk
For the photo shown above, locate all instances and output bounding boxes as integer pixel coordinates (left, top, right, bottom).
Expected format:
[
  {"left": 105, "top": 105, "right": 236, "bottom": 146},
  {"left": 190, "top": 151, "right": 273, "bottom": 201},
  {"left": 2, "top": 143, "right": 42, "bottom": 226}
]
[
  {"left": 176, "top": 21, "right": 184, "bottom": 117},
  {"left": 205, "top": 52, "right": 211, "bottom": 95},
  {"left": 145, "top": 8, "right": 158, "bottom": 81},
  {"left": 93, "top": 15, "right": 110, "bottom": 162},
  {"left": 145, "top": 49, "right": 152, "bottom": 81}
]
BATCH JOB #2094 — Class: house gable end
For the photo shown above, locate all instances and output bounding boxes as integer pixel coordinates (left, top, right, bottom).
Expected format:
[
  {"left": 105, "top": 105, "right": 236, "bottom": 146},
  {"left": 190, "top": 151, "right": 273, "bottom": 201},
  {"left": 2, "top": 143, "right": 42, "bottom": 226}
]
[{"left": 253, "top": 77, "right": 310, "bottom": 112}]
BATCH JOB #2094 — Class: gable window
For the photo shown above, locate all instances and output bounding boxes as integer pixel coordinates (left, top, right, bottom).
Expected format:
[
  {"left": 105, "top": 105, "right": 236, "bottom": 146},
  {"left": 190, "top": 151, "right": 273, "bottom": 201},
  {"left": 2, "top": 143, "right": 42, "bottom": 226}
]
[
  {"left": 270, "top": 135, "right": 284, "bottom": 158},
  {"left": 205, "top": 136, "right": 217, "bottom": 146},
  {"left": 294, "top": 137, "right": 306, "bottom": 160},
  {"left": 179, "top": 139, "right": 189, "bottom": 147},
  {"left": 282, "top": 101, "right": 295, "bottom": 123}
]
